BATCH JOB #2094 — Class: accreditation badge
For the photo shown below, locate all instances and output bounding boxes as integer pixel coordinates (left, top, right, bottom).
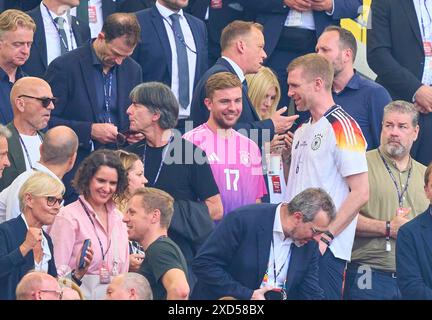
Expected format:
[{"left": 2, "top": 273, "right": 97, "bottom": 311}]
[
  {"left": 210, "top": 0, "right": 223, "bottom": 9},
  {"left": 88, "top": 5, "right": 97, "bottom": 23},
  {"left": 271, "top": 175, "right": 282, "bottom": 194}
]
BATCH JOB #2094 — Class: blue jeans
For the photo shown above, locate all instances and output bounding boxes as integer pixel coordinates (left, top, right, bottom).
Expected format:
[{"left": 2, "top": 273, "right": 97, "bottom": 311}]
[
  {"left": 344, "top": 263, "right": 401, "bottom": 300},
  {"left": 319, "top": 249, "right": 347, "bottom": 300}
]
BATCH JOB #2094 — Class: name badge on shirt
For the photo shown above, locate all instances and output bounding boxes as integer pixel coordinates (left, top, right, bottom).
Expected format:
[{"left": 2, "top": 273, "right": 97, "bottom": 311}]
[
  {"left": 88, "top": 5, "right": 98, "bottom": 23},
  {"left": 422, "top": 41, "right": 432, "bottom": 85},
  {"left": 271, "top": 175, "right": 282, "bottom": 194},
  {"left": 99, "top": 262, "right": 110, "bottom": 284},
  {"left": 210, "top": 0, "right": 223, "bottom": 9}
]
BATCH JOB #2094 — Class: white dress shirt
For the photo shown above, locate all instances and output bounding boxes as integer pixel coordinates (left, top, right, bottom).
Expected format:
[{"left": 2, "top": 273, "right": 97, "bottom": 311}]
[{"left": 40, "top": 2, "right": 77, "bottom": 65}]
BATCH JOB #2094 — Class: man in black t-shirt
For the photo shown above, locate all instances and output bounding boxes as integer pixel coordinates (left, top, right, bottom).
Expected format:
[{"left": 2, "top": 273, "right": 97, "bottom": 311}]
[
  {"left": 125, "top": 81, "right": 223, "bottom": 287},
  {"left": 123, "top": 188, "right": 189, "bottom": 300}
]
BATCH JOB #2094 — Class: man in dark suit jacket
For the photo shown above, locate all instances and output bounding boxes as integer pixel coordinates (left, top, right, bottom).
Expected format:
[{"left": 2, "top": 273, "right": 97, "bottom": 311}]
[
  {"left": 190, "top": 20, "right": 298, "bottom": 147},
  {"left": 192, "top": 188, "right": 336, "bottom": 300},
  {"left": 186, "top": 0, "right": 252, "bottom": 66},
  {"left": 23, "top": 1, "right": 91, "bottom": 78},
  {"left": 45, "top": 13, "right": 142, "bottom": 203},
  {"left": 133, "top": 1, "right": 208, "bottom": 133},
  {"left": 396, "top": 164, "right": 432, "bottom": 300},
  {"left": 367, "top": 0, "right": 432, "bottom": 166},
  {"left": 244, "top": 0, "right": 361, "bottom": 123}
]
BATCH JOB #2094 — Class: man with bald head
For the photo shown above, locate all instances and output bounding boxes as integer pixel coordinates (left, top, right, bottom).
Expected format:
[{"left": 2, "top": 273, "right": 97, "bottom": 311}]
[
  {"left": 0, "top": 125, "right": 78, "bottom": 223},
  {"left": 16, "top": 271, "right": 62, "bottom": 300},
  {"left": 105, "top": 272, "right": 153, "bottom": 300},
  {"left": 0, "top": 76, "right": 55, "bottom": 191}
]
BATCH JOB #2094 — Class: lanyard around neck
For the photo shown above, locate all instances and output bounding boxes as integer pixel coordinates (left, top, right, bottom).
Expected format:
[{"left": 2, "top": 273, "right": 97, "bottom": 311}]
[
  {"left": 43, "top": 3, "right": 75, "bottom": 52},
  {"left": 18, "top": 133, "right": 43, "bottom": 169},
  {"left": 142, "top": 135, "right": 174, "bottom": 187},
  {"left": 377, "top": 149, "right": 412, "bottom": 207},
  {"left": 78, "top": 198, "right": 111, "bottom": 261}
]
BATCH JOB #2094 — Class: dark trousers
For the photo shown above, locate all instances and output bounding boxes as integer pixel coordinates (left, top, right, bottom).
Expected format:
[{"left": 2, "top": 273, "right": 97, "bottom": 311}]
[
  {"left": 319, "top": 249, "right": 347, "bottom": 300},
  {"left": 344, "top": 263, "right": 401, "bottom": 300}
]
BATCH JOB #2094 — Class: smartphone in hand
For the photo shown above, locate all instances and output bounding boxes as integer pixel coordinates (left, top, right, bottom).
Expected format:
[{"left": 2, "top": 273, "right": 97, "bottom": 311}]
[{"left": 78, "top": 239, "right": 91, "bottom": 269}]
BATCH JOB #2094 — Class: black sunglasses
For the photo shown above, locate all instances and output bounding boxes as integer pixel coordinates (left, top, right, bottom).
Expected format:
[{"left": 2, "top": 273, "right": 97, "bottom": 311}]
[{"left": 19, "top": 95, "right": 57, "bottom": 108}]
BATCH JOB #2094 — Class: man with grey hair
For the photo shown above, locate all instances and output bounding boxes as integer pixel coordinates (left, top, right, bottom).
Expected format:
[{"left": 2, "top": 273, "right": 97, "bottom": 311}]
[
  {"left": 346, "top": 100, "right": 430, "bottom": 300},
  {"left": 105, "top": 272, "right": 153, "bottom": 300},
  {"left": 0, "top": 124, "right": 11, "bottom": 178},
  {"left": 125, "top": 82, "right": 223, "bottom": 288},
  {"left": 0, "top": 125, "right": 78, "bottom": 223},
  {"left": 192, "top": 188, "right": 336, "bottom": 300}
]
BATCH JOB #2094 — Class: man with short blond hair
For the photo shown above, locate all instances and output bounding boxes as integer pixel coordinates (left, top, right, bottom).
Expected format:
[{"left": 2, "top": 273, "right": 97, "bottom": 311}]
[
  {"left": 123, "top": 187, "right": 189, "bottom": 300},
  {"left": 16, "top": 271, "right": 63, "bottom": 300},
  {"left": 184, "top": 72, "right": 267, "bottom": 217},
  {"left": 190, "top": 20, "right": 298, "bottom": 147},
  {"left": 286, "top": 53, "right": 369, "bottom": 299},
  {"left": 0, "top": 9, "right": 35, "bottom": 125}
]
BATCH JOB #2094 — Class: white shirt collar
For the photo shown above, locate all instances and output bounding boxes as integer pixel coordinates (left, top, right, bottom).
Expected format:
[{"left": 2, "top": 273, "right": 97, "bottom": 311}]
[
  {"left": 156, "top": 1, "right": 185, "bottom": 20},
  {"left": 20, "top": 214, "right": 52, "bottom": 272},
  {"left": 221, "top": 56, "right": 245, "bottom": 83},
  {"left": 40, "top": 1, "right": 69, "bottom": 21},
  {"left": 273, "top": 203, "right": 294, "bottom": 244}
]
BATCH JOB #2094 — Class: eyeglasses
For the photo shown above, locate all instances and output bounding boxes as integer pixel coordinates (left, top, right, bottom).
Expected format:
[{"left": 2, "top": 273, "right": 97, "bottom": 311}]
[
  {"left": 18, "top": 95, "right": 57, "bottom": 108},
  {"left": 311, "top": 226, "right": 326, "bottom": 236},
  {"left": 46, "top": 196, "right": 63, "bottom": 207},
  {"left": 39, "top": 289, "right": 63, "bottom": 300}
]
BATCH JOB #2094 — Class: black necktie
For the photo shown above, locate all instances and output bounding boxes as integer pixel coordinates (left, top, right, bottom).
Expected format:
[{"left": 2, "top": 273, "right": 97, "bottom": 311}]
[
  {"left": 54, "top": 17, "right": 69, "bottom": 55},
  {"left": 170, "top": 13, "right": 190, "bottom": 109}
]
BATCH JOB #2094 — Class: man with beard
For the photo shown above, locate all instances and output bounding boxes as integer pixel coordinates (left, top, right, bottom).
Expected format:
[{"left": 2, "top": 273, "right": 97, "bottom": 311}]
[
  {"left": 346, "top": 100, "right": 430, "bottom": 300},
  {"left": 316, "top": 26, "right": 391, "bottom": 150},
  {"left": 184, "top": 72, "right": 267, "bottom": 217},
  {"left": 0, "top": 10, "right": 35, "bottom": 125}
]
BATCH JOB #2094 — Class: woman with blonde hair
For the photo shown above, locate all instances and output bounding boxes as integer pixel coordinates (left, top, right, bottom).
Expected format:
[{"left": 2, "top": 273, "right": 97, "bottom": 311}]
[
  {"left": 0, "top": 172, "right": 65, "bottom": 299},
  {"left": 246, "top": 66, "right": 281, "bottom": 121},
  {"left": 246, "top": 67, "right": 292, "bottom": 203}
]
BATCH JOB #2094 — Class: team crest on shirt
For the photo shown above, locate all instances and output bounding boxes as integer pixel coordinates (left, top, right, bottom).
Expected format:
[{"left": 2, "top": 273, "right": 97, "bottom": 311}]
[
  {"left": 239, "top": 151, "right": 251, "bottom": 166},
  {"left": 311, "top": 134, "right": 323, "bottom": 150}
]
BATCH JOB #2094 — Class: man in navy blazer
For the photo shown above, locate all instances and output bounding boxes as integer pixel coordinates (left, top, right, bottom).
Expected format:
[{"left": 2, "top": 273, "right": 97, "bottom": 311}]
[
  {"left": 244, "top": 0, "right": 361, "bottom": 121},
  {"left": 190, "top": 20, "right": 298, "bottom": 147},
  {"left": 23, "top": 1, "right": 91, "bottom": 78},
  {"left": 367, "top": 0, "right": 432, "bottom": 166},
  {"left": 396, "top": 164, "right": 432, "bottom": 300},
  {"left": 192, "top": 188, "right": 336, "bottom": 300},
  {"left": 45, "top": 13, "right": 142, "bottom": 203},
  {"left": 133, "top": 1, "right": 208, "bottom": 132}
]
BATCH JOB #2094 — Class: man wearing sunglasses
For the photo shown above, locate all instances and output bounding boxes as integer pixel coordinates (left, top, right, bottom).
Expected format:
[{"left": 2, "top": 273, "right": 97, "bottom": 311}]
[
  {"left": 0, "top": 125, "right": 78, "bottom": 224},
  {"left": 0, "top": 77, "right": 55, "bottom": 192}
]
